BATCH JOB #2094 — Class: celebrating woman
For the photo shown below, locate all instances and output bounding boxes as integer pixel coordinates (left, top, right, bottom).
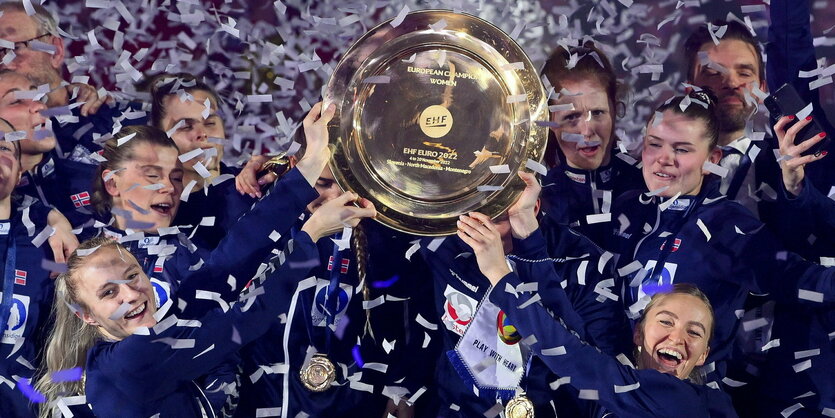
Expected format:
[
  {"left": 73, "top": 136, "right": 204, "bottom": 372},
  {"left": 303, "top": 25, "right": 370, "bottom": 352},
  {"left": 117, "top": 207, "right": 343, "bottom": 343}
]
[
  {"left": 83, "top": 103, "right": 335, "bottom": 314},
  {"left": 454, "top": 202, "right": 736, "bottom": 416},
  {"left": 35, "top": 185, "right": 375, "bottom": 417},
  {"left": 602, "top": 90, "right": 834, "bottom": 383},
  {"left": 148, "top": 73, "right": 254, "bottom": 249},
  {"left": 539, "top": 42, "right": 643, "bottom": 243}
]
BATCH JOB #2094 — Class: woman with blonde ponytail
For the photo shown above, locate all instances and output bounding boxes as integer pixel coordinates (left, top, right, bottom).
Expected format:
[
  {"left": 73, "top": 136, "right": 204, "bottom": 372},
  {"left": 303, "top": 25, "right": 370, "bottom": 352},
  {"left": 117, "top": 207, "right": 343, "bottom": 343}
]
[
  {"left": 34, "top": 193, "right": 374, "bottom": 417},
  {"left": 35, "top": 238, "right": 113, "bottom": 418}
]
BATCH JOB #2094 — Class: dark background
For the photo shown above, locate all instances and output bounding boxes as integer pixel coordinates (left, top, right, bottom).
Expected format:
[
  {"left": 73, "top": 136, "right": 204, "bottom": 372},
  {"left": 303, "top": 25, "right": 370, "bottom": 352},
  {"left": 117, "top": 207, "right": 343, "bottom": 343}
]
[{"left": 46, "top": 0, "right": 835, "bottom": 162}]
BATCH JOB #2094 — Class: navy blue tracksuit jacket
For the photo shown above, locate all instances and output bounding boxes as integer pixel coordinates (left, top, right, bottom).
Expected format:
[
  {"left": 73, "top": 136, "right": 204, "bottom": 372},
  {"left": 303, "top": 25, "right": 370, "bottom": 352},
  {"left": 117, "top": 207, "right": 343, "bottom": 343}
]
[
  {"left": 234, "top": 219, "right": 436, "bottom": 418},
  {"left": 84, "top": 230, "right": 319, "bottom": 417},
  {"left": 606, "top": 181, "right": 835, "bottom": 384},
  {"left": 420, "top": 226, "right": 629, "bottom": 417},
  {"left": 0, "top": 200, "right": 55, "bottom": 418},
  {"left": 490, "top": 269, "right": 738, "bottom": 418}
]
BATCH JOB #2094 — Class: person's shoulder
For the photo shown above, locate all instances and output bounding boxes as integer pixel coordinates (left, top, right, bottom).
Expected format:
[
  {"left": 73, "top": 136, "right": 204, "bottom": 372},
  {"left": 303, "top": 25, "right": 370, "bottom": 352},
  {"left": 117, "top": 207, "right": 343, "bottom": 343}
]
[{"left": 698, "top": 195, "right": 761, "bottom": 227}]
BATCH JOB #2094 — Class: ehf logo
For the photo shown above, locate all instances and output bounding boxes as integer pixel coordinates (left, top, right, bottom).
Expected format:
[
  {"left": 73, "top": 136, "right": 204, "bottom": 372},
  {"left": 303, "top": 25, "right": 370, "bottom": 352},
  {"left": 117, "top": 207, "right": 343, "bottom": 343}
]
[{"left": 70, "top": 191, "right": 91, "bottom": 208}]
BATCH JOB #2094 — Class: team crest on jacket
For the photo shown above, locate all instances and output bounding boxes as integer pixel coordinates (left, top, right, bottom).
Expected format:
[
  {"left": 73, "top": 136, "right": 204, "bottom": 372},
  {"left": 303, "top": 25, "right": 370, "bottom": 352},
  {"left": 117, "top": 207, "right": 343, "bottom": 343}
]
[
  {"left": 311, "top": 278, "right": 354, "bottom": 327},
  {"left": 151, "top": 278, "right": 171, "bottom": 309},
  {"left": 442, "top": 284, "right": 478, "bottom": 336},
  {"left": 637, "top": 260, "right": 678, "bottom": 301},
  {"left": 1, "top": 293, "right": 29, "bottom": 344},
  {"left": 70, "top": 191, "right": 92, "bottom": 208}
]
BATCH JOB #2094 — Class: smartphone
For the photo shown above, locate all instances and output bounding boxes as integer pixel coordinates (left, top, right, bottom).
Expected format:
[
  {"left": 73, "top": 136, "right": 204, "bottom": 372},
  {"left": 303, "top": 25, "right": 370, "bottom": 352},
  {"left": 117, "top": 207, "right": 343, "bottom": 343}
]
[{"left": 764, "top": 83, "right": 829, "bottom": 156}]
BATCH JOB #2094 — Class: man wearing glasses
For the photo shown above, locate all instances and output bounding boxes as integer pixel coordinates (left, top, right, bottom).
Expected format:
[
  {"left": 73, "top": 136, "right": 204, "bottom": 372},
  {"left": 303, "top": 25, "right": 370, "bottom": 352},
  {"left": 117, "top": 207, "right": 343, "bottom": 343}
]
[{"left": 0, "top": 2, "right": 145, "bottom": 162}]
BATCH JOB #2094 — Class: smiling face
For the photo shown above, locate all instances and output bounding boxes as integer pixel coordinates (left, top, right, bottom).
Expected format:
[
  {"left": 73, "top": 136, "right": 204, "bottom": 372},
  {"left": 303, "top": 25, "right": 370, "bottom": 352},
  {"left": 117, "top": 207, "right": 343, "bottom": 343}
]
[
  {"left": 74, "top": 246, "right": 158, "bottom": 341},
  {"left": 103, "top": 142, "right": 184, "bottom": 232},
  {"left": 690, "top": 39, "right": 764, "bottom": 138},
  {"left": 0, "top": 138, "right": 20, "bottom": 201},
  {"left": 549, "top": 78, "right": 615, "bottom": 170},
  {"left": 0, "top": 71, "right": 55, "bottom": 154},
  {"left": 634, "top": 293, "right": 712, "bottom": 380},
  {"left": 160, "top": 90, "right": 225, "bottom": 173},
  {"left": 642, "top": 111, "right": 721, "bottom": 198}
]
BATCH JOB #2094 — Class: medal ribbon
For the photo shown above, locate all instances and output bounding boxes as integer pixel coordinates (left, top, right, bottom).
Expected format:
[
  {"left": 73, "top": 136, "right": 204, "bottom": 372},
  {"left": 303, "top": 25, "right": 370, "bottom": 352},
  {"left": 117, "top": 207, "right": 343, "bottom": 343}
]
[
  {"left": 297, "top": 230, "right": 348, "bottom": 357},
  {"left": 1, "top": 221, "right": 17, "bottom": 335}
]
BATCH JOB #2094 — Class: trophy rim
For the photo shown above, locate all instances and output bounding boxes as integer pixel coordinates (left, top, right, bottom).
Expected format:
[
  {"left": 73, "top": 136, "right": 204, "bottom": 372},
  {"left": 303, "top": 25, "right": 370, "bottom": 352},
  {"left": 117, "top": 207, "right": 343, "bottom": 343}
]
[{"left": 325, "top": 9, "right": 548, "bottom": 236}]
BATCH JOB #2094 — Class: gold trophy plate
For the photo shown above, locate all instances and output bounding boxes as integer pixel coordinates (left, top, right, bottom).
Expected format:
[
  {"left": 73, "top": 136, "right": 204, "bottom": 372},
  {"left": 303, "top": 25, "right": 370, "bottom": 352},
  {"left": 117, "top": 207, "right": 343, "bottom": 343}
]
[{"left": 325, "top": 10, "right": 547, "bottom": 236}]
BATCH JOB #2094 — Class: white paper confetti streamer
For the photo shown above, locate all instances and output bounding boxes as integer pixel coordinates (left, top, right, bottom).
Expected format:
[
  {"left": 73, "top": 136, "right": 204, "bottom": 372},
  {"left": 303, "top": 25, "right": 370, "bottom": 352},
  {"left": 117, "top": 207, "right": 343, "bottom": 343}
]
[
  {"left": 798, "top": 289, "right": 824, "bottom": 303},
  {"left": 761, "top": 339, "right": 780, "bottom": 351},
  {"left": 415, "top": 314, "right": 438, "bottom": 330},
  {"left": 549, "top": 103, "right": 575, "bottom": 112},
  {"left": 363, "top": 76, "right": 391, "bottom": 84},
  {"left": 586, "top": 213, "right": 611, "bottom": 224},
  {"left": 31, "top": 225, "right": 55, "bottom": 248},
  {"left": 792, "top": 360, "right": 812, "bottom": 373},
  {"left": 794, "top": 349, "right": 820, "bottom": 359},
  {"left": 614, "top": 382, "right": 640, "bottom": 393},
  {"left": 795, "top": 103, "right": 813, "bottom": 120},
  {"left": 525, "top": 159, "right": 547, "bottom": 176},
  {"left": 703, "top": 161, "right": 729, "bottom": 178},
  {"left": 477, "top": 185, "right": 503, "bottom": 192},
  {"left": 152, "top": 337, "right": 196, "bottom": 349},
  {"left": 489, "top": 164, "right": 510, "bottom": 174},
  {"left": 391, "top": 5, "right": 410, "bottom": 28},
  {"left": 541, "top": 346, "right": 566, "bottom": 356}
]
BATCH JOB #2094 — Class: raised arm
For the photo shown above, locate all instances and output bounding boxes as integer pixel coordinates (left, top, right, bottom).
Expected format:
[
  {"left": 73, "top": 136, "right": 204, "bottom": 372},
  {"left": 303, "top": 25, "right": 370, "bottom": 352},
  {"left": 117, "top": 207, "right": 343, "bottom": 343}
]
[{"left": 488, "top": 272, "right": 731, "bottom": 418}]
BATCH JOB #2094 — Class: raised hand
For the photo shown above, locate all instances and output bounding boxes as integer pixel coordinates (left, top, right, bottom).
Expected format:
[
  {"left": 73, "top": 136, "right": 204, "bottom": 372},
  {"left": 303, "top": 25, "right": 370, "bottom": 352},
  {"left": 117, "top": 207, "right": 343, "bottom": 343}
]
[
  {"left": 235, "top": 154, "right": 272, "bottom": 198},
  {"left": 457, "top": 212, "right": 511, "bottom": 285},
  {"left": 301, "top": 191, "right": 376, "bottom": 242},
  {"left": 506, "top": 171, "right": 540, "bottom": 239},
  {"left": 773, "top": 115, "right": 828, "bottom": 196},
  {"left": 296, "top": 102, "right": 336, "bottom": 187}
]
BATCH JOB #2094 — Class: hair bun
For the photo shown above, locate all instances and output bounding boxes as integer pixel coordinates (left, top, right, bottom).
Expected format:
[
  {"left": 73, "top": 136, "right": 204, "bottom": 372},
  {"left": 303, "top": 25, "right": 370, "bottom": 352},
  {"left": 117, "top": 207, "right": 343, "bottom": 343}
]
[{"left": 689, "top": 87, "right": 718, "bottom": 109}]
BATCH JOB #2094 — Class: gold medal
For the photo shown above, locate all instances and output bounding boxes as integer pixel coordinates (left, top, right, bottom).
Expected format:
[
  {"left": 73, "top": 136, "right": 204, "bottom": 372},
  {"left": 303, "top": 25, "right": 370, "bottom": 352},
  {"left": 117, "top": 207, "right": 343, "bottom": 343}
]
[
  {"left": 504, "top": 393, "right": 534, "bottom": 418},
  {"left": 299, "top": 353, "right": 336, "bottom": 392}
]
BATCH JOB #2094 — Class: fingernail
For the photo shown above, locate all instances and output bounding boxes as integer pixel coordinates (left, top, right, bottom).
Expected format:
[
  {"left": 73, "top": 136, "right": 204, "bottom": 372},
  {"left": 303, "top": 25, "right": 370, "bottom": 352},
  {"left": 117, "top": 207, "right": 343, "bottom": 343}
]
[
  {"left": 806, "top": 116, "right": 813, "bottom": 121},
  {"left": 822, "top": 151, "right": 828, "bottom": 156},
  {"left": 788, "top": 115, "right": 795, "bottom": 120},
  {"left": 820, "top": 132, "right": 827, "bottom": 138},
  {"left": 257, "top": 178, "right": 266, "bottom": 185}
]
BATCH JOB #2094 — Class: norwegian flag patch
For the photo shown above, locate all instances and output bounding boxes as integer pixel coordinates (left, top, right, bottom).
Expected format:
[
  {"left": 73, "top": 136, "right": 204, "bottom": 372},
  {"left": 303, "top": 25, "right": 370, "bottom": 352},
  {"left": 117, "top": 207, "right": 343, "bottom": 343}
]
[
  {"left": 327, "top": 256, "right": 351, "bottom": 274},
  {"left": 70, "top": 191, "right": 91, "bottom": 208},
  {"left": 14, "top": 269, "right": 26, "bottom": 285}
]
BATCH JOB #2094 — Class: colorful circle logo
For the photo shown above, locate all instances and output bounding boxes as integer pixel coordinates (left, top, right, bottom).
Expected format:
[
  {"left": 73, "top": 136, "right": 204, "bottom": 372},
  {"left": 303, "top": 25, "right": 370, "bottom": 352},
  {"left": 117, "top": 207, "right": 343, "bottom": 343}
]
[{"left": 496, "top": 310, "right": 521, "bottom": 345}]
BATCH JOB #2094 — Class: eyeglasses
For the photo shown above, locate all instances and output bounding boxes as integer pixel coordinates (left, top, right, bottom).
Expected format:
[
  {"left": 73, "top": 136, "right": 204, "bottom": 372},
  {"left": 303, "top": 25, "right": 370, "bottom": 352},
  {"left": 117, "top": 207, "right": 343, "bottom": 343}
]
[{"left": 0, "top": 33, "right": 52, "bottom": 61}]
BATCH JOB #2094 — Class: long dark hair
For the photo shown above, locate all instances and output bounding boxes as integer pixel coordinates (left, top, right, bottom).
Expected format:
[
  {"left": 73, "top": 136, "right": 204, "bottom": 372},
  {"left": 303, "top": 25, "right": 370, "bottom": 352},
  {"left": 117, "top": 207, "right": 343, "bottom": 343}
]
[{"left": 652, "top": 88, "right": 721, "bottom": 150}]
